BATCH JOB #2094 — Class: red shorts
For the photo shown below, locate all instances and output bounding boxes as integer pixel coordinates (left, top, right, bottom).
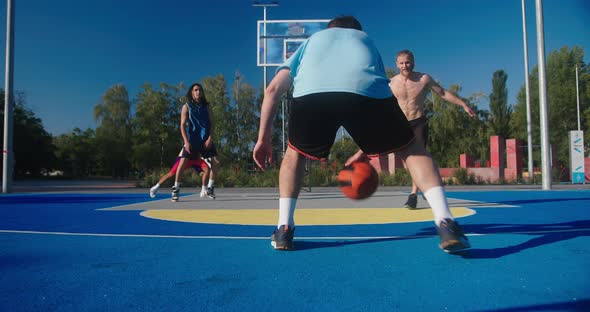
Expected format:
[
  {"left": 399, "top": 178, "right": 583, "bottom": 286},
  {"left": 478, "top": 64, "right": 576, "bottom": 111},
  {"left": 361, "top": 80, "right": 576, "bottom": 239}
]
[{"left": 168, "top": 157, "right": 208, "bottom": 175}]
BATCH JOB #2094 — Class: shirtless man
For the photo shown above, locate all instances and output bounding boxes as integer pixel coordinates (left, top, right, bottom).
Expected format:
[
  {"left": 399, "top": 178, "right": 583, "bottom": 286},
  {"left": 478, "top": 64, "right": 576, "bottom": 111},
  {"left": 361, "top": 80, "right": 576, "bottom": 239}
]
[{"left": 390, "top": 50, "right": 476, "bottom": 209}]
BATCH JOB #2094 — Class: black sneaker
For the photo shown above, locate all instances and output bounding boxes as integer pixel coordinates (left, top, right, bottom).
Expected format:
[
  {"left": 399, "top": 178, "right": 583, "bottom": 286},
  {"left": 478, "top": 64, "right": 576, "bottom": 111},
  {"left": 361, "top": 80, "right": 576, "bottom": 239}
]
[
  {"left": 404, "top": 193, "right": 418, "bottom": 209},
  {"left": 437, "top": 218, "right": 471, "bottom": 253},
  {"left": 206, "top": 186, "right": 216, "bottom": 199},
  {"left": 171, "top": 186, "right": 179, "bottom": 202},
  {"left": 271, "top": 225, "right": 295, "bottom": 250}
]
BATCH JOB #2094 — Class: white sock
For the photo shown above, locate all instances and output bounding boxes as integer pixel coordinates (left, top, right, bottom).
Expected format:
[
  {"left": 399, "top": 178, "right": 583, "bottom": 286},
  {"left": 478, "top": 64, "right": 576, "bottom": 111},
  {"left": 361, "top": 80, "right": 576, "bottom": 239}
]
[
  {"left": 150, "top": 183, "right": 160, "bottom": 192},
  {"left": 174, "top": 182, "right": 180, "bottom": 188},
  {"left": 278, "top": 198, "right": 296, "bottom": 228},
  {"left": 423, "top": 186, "right": 453, "bottom": 227},
  {"left": 201, "top": 185, "right": 207, "bottom": 191},
  {"left": 207, "top": 180, "right": 214, "bottom": 188}
]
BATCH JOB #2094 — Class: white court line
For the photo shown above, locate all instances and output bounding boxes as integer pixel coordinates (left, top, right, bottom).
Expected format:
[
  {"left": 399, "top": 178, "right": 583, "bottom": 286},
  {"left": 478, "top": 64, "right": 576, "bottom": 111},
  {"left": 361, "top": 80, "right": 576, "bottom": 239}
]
[{"left": 1, "top": 228, "right": 589, "bottom": 240}]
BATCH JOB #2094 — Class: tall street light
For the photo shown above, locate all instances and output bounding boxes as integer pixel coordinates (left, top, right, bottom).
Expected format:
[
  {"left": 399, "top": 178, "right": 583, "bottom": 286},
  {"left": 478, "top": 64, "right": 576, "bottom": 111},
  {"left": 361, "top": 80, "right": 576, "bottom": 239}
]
[
  {"left": 3, "top": 0, "right": 15, "bottom": 193},
  {"left": 521, "top": 0, "right": 534, "bottom": 184},
  {"left": 253, "top": 1, "right": 279, "bottom": 91},
  {"left": 535, "top": 0, "right": 552, "bottom": 190},
  {"left": 575, "top": 64, "right": 581, "bottom": 131}
]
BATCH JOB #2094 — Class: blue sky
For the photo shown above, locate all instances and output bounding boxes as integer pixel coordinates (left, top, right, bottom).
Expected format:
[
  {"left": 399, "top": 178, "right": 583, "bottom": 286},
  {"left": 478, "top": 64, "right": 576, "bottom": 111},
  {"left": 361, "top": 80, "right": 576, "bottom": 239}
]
[{"left": 0, "top": 0, "right": 589, "bottom": 135}]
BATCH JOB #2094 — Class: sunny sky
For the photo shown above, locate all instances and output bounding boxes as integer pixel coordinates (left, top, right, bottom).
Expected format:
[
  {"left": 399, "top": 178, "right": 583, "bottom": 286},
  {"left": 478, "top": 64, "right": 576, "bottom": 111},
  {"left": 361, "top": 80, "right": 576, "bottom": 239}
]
[{"left": 1, "top": 0, "right": 589, "bottom": 135}]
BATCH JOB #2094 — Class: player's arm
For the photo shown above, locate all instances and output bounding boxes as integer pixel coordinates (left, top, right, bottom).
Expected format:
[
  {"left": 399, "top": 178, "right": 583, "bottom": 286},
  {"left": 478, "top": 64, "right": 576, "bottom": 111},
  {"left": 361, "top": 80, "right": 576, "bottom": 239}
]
[
  {"left": 427, "top": 75, "right": 476, "bottom": 118},
  {"left": 257, "top": 68, "right": 291, "bottom": 143},
  {"left": 253, "top": 68, "right": 292, "bottom": 170},
  {"left": 345, "top": 149, "right": 370, "bottom": 166},
  {"left": 205, "top": 104, "right": 215, "bottom": 149},
  {"left": 179, "top": 104, "right": 191, "bottom": 152}
]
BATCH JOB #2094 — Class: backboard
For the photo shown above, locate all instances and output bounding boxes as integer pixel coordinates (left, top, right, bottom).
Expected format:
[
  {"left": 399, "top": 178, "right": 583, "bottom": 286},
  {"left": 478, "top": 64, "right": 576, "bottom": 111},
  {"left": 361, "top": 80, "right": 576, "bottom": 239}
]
[{"left": 257, "top": 19, "right": 330, "bottom": 67}]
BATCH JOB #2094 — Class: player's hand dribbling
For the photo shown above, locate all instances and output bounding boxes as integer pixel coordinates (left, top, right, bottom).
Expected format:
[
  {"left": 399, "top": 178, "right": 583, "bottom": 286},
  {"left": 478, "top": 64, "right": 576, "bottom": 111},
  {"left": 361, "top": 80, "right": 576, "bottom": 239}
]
[{"left": 345, "top": 150, "right": 369, "bottom": 166}]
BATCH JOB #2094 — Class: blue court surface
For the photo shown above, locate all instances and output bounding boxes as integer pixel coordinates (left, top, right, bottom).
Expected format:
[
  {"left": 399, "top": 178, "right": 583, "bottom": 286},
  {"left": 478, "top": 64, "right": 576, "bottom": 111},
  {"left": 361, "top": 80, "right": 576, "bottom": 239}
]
[{"left": 0, "top": 184, "right": 589, "bottom": 312}]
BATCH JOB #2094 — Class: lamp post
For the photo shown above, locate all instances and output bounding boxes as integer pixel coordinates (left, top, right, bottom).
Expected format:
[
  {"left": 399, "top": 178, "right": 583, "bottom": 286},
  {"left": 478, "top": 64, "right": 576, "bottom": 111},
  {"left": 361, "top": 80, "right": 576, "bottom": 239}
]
[
  {"left": 521, "top": 0, "right": 534, "bottom": 184},
  {"left": 235, "top": 71, "right": 241, "bottom": 160},
  {"left": 3, "top": 0, "right": 15, "bottom": 193},
  {"left": 253, "top": 1, "right": 279, "bottom": 91},
  {"left": 576, "top": 64, "right": 581, "bottom": 131},
  {"left": 535, "top": 0, "right": 552, "bottom": 190}
]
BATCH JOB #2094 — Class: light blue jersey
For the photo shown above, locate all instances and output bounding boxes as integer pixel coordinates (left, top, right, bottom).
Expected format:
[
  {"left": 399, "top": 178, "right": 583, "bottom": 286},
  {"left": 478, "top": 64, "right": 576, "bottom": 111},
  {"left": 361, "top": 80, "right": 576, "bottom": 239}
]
[{"left": 277, "top": 28, "right": 392, "bottom": 99}]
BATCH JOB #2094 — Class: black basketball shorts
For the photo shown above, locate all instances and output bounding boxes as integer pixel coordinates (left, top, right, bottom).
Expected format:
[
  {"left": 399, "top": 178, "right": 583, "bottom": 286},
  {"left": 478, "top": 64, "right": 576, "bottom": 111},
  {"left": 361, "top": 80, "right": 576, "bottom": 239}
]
[
  {"left": 288, "top": 92, "right": 415, "bottom": 160},
  {"left": 181, "top": 142, "right": 218, "bottom": 160},
  {"left": 408, "top": 116, "right": 429, "bottom": 147}
]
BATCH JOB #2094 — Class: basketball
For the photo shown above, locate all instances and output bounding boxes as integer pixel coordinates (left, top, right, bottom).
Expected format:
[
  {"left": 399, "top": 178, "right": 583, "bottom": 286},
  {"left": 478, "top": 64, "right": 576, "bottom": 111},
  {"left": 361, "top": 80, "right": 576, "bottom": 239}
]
[{"left": 338, "top": 161, "right": 379, "bottom": 200}]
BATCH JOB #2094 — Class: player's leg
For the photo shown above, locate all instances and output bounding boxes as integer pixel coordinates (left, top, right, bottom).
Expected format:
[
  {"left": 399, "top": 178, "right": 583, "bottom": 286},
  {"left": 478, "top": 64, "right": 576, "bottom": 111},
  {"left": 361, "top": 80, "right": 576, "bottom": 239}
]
[
  {"left": 347, "top": 95, "right": 469, "bottom": 252},
  {"left": 201, "top": 147, "right": 218, "bottom": 197},
  {"left": 206, "top": 160, "right": 217, "bottom": 197},
  {"left": 151, "top": 158, "right": 181, "bottom": 198},
  {"left": 404, "top": 118, "right": 427, "bottom": 209},
  {"left": 396, "top": 141, "right": 470, "bottom": 252},
  {"left": 150, "top": 172, "right": 171, "bottom": 198},
  {"left": 172, "top": 153, "right": 189, "bottom": 202},
  {"left": 272, "top": 93, "right": 338, "bottom": 250},
  {"left": 200, "top": 164, "right": 211, "bottom": 198},
  {"left": 270, "top": 147, "right": 306, "bottom": 250}
]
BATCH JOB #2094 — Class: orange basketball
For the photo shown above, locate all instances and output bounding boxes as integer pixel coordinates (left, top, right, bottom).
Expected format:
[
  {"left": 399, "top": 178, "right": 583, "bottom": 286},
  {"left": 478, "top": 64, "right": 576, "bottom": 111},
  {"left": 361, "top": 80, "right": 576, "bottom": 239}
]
[{"left": 338, "top": 161, "right": 379, "bottom": 200}]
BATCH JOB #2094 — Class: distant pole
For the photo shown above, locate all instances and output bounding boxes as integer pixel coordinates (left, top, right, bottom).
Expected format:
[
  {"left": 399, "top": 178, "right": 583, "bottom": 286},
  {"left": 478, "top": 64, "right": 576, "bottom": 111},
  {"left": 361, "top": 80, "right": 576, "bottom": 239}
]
[
  {"left": 535, "top": 0, "right": 552, "bottom": 190},
  {"left": 3, "top": 0, "right": 15, "bottom": 193},
  {"left": 253, "top": 1, "right": 279, "bottom": 91},
  {"left": 521, "top": 0, "right": 534, "bottom": 184},
  {"left": 576, "top": 64, "right": 581, "bottom": 131},
  {"left": 263, "top": 6, "right": 267, "bottom": 90},
  {"left": 235, "top": 71, "right": 241, "bottom": 160}
]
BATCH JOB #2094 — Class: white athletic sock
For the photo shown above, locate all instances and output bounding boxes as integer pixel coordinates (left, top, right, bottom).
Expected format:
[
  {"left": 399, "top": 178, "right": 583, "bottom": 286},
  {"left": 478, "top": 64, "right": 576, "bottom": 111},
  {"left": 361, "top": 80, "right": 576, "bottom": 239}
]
[
  {"left": 150, "top": 183, "right": 160, "bottom": 192},
  {"left": 174, "top": 182, "right": 180, "bottom": 188},
  {"left": 207, "top": 180, "right": 215, "bottom": 188},
  {"left": 278, "top": 198, "right": 296, "bottom": 228},
  {"left": 423, "top": 186, "right": 453, "bottom": 227}
]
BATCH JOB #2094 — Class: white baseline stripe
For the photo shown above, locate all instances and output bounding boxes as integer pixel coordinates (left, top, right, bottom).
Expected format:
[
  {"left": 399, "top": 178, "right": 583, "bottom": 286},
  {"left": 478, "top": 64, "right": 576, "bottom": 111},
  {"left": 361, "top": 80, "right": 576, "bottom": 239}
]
[{"left": 1, "top": 228, "right": 589, "bottom": 240}]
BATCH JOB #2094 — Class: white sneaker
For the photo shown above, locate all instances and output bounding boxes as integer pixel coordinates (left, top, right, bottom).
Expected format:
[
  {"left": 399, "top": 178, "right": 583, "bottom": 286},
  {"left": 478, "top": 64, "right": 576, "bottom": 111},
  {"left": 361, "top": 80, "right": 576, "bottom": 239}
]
[
  {"left": 149, "top": 188, "right": 157, "bottom": 198},
  {"left": 200, "top": 189, "right": 207, "bottom": 198}
]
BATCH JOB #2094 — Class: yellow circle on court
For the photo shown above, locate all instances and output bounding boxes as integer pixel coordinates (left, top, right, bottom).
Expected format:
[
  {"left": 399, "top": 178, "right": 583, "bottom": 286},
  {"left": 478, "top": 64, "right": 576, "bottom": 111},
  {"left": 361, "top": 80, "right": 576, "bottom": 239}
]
[{"left": 141, "top": 207, "right": 475, "bottom": 225}]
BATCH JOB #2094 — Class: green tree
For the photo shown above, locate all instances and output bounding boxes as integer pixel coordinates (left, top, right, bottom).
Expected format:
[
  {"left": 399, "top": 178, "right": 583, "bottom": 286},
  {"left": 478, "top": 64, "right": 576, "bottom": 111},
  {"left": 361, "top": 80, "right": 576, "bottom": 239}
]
[
  {"left": 132, "top": 82, "right": 184, "bottom": 172},
  {"left": 330, "top": 136, "right": 359, "bottom": 168},
  {"left": 0, "top": 90, "right": 56, "bottom": 177},
  {"left": 488, "top": 70, "right": 512, "bottom": 139},
  {"left": 510, "top": 46, "right": 589, "bottom": 168},
  {"left": 428, "top": 85, "right": 481, "bottom": 167},
  {"left": 93, "top": 84, "right": 132, "bottom": 177},
  {"left": 232, "top": 72, "right": 259, "bottom": 163},
  {"left": 202, "top": 75, "right": 231, "bottom": 163},
  {"left": 54, "top": 128, "right": 96, "bottom": 177},
  {"left": 470, "top": 93, "right": 492, "bottom": 164}
]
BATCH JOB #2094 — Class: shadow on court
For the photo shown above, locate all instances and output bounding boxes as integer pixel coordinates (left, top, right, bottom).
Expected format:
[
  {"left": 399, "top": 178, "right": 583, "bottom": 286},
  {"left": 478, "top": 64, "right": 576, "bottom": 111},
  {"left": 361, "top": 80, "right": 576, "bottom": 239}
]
[
  {"left": 294, "top": 236, "right": 424, "bottom": 251},
  {"left": 475, "top": 298, "right": 590, "bottom": 312},
  {"left": 442, "top": 220, "right": 590, "bottom": 259},
  {"left": 493, "top": 196, "right": 590, "bottom": 206}
]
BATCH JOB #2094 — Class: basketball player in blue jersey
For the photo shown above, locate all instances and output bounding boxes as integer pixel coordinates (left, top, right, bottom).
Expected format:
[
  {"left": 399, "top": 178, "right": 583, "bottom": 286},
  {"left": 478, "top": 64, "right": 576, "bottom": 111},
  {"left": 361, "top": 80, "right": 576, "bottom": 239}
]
[
  {"left": 253, "top": 16, "right": 470, "bottom": 253},
  {"left": 172, "top": 83, "right": 218, "bottom": 201}
]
